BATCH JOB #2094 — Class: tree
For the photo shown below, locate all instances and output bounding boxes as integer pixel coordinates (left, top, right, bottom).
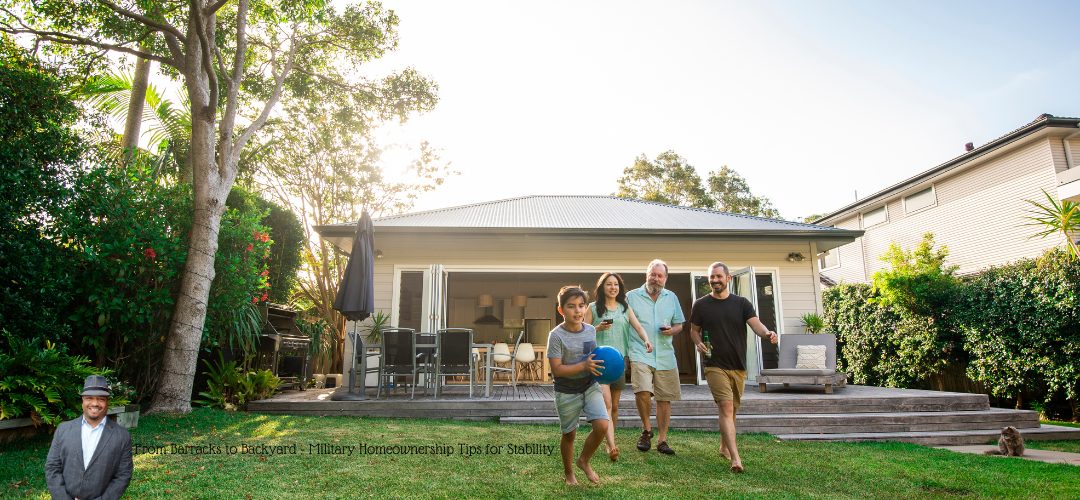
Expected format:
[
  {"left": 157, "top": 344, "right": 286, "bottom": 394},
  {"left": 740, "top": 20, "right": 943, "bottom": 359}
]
[
  {"left": 871, "top": 233, "right": 959, "bottom": 317},
  {"left": 1, "top": 1, "right": 438, "bottom": 412},
  {"left": 706, "top": 166, "right": 781, "bottom": 218},
  {"left": 251, "top": 101, "right": 452, "bottom": 371},
  {"left": 0, "top": 37, "right": 82, "bottom": 344},
  {"left": 614, "top": 150, "right": 712, "bottom": 208},
  {"left": 614, "top": 150, "right": 782, "bottom": 218},
  {"left": 1024, "top": 189, "right": 1079, "bottom": 260}
]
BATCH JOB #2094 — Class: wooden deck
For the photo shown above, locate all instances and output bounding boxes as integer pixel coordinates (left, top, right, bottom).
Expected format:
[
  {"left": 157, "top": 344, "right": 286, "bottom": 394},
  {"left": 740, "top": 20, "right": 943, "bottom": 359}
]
[{"left": 248, "top": 383, "right": 1080, "bottom": 445}]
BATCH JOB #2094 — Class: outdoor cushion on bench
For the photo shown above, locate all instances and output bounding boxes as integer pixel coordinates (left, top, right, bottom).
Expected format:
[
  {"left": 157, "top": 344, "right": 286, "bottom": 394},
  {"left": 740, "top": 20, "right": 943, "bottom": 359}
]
[{"left": 757, "top": 334, "right": 847, "bottom": 394}]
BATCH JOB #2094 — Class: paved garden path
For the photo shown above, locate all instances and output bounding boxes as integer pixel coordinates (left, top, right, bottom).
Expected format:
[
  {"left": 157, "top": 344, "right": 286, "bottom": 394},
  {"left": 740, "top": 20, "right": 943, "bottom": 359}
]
[{"left": 937, "top": 445, "right": 1080, "bottom": 466}]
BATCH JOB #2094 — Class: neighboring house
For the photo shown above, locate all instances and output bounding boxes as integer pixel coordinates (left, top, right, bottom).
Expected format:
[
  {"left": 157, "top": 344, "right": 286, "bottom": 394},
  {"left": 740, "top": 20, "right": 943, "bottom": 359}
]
[
  {"left": 815, "top": 113, "right": 1080, "bottom": 284},
  {"left": 316, "top": 195, "right": 861, "bottom": 385}
]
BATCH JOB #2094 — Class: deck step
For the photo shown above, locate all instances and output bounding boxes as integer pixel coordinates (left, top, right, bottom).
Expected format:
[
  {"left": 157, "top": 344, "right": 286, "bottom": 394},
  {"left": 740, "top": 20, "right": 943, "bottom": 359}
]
[{"left": 776, "top": 424, "right": 1080, "bottom": 445}]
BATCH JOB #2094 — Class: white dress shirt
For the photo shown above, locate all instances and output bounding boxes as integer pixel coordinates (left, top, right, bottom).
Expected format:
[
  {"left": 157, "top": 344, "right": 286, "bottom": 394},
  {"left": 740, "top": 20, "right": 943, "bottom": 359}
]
[{"left": 81, "top": 415, "right": 107, "bottom": 469}]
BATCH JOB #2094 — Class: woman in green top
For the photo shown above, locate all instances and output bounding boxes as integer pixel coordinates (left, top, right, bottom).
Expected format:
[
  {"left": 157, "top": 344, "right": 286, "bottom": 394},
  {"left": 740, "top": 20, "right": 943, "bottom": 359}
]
[{"left": 585, "top": 272, "right": 652, "bottom": 461}]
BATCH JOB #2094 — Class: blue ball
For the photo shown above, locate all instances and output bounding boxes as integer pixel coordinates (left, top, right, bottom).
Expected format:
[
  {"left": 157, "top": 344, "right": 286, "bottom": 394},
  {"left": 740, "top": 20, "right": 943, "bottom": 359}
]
[{"left": 592, "top": 346, "right": 625, "bottom": 385}]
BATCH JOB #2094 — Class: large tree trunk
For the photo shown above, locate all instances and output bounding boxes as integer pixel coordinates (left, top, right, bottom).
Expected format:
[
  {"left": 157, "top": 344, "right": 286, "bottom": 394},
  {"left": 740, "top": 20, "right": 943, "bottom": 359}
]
[{"left": 148, "top": 17, "right": 227, "bottom": 411}]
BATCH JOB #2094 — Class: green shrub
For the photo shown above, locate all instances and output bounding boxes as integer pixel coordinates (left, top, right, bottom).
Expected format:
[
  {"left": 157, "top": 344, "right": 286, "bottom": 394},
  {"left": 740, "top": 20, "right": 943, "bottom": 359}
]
[
  {"left": 228, "top": 188, "right": 304, "bottom": 304},
  {"left": 825, "top": 247, "right": 1080, "bottom": 419},
  {"left": 957, "top": 249, "right": 1080, "bottom": 414},
  {"left": 0, "top": 39, "right": 82, "bottom": 344},
  {"left": 823, "top": 284, "right": 953, "bottom": 388},
  {"left": 196, "top": 354, "right": 280, "bottom": 411},
  {"left": 871, "top": 233, "right": 959, "bottom": 317},
  {"left": 0, "top": 331, "right": 104, "bottom": 426}
]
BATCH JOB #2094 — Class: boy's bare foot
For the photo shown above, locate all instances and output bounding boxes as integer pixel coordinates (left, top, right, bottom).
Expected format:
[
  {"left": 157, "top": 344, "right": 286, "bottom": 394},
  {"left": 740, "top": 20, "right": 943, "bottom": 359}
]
[
  {"left": 719, "top": 446, "right": 731, "bottom": 462},
  {"left": 564, "top": 472, "right": 579, "bottom": 486},
  {"left": 608, "top": 445, "right": 619, "bottom": 462},
  {"left": 730, "top": 461, "right": 744, "bottom": 473},
  {"left": 576, "top": 457, "right": 600, "bottom": 484}
]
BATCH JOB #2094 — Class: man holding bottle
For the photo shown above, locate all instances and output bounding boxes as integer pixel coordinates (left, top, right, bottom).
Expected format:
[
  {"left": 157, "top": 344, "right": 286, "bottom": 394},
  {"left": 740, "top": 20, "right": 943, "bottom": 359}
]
[{"left": 689, "top": 261, "right": 778, "bottom": 473}]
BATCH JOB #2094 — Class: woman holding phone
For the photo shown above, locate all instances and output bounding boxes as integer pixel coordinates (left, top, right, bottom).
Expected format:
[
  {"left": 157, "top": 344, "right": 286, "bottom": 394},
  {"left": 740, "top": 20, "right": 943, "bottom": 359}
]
[{"left": 585, "top": 272, "right": 652, "bottom": 461}]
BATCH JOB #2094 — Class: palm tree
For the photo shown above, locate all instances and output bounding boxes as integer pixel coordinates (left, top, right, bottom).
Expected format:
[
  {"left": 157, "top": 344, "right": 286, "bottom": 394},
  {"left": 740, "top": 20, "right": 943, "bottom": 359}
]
[
  {"left": 81, "top": 71, "right": 191, "bottom": 181},
  {"left": 1023, "top": 189, "right": 1079, "bottom": 259}
]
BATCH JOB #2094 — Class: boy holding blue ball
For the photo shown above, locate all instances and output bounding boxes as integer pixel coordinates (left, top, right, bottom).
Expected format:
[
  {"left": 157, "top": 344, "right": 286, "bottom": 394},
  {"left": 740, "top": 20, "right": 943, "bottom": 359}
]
[{"left": 547, "top": 285, "right": 610, "bottom": 485}]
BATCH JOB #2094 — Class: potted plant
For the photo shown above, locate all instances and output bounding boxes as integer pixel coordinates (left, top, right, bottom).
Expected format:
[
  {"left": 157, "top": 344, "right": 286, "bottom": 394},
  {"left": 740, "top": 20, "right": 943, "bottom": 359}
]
[
  {"left": 800, "top": 312, "right": 826, "bottom": 334},
  {"left": 361, "top": 311, "right": 391, "bottom": 388}
]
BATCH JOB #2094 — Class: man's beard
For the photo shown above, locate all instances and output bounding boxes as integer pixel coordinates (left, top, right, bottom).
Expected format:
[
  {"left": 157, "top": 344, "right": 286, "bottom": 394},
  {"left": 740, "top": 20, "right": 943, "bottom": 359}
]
[
  {"left": 711, "top": 281, "right": 726, "bottom": 294},
  {"left": 646, "top": 283, "right": 663, "bottom": 294}
]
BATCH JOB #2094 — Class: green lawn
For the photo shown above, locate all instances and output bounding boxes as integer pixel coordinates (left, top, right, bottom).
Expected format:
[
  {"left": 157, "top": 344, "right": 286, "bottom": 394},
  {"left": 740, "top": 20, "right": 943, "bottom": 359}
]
[{"left": 3, "top": 409, "right": 1078, "bottom": 498}]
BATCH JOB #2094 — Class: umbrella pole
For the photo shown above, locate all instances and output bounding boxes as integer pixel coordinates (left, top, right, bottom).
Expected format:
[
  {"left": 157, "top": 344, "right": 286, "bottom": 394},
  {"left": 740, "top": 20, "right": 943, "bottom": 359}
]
[{"left": 352, "top": 320, "right": 367, "bottom": 400}]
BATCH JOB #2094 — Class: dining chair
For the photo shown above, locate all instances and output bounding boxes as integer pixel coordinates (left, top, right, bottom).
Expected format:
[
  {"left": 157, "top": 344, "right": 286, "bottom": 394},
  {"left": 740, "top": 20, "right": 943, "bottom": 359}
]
[
  {"left": 483, "top": 331, "right": 524, "bottom": 398},
  {"left": 434, "top": 328, "right": 475, "bottom": 398},
  {"left": 514, "top": 342, "right": 540, "bottom": 384},
  {"left": 377, "top": 327, "right": 421, "bottom": 399}
]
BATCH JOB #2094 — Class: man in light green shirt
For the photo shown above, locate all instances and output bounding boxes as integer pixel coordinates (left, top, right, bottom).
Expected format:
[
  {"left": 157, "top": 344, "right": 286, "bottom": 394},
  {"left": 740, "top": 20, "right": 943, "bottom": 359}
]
[{"left": 626, "top": 259, "right": 685, "bottom": 455}]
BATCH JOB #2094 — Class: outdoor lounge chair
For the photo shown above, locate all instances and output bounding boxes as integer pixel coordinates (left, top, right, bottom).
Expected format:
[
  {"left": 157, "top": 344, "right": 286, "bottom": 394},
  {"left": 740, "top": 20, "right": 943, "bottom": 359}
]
[
  {"left": 756, "top": 334, "right": 847, "bottom": 394},
  {"left": 433, "top": 328, "right": 476, "bottom": 399}
]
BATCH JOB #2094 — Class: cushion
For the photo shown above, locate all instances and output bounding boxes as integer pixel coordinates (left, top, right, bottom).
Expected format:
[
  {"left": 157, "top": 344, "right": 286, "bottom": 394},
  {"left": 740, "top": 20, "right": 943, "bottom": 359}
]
[{"left": 795, "top": 345, "right": 827, "bottom": 370}]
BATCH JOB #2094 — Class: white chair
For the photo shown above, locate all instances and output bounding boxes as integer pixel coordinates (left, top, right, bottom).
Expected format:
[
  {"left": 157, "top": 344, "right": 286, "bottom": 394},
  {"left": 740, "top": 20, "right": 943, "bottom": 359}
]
[
  {"left": 514, "top": 342, "right": 539, "bottom": 383},
  {"left": 491, "top": 342, "right": 513, "bottom": 381},
  {"left": 483, "top": 332, "right": 523, "bottom": 398}
]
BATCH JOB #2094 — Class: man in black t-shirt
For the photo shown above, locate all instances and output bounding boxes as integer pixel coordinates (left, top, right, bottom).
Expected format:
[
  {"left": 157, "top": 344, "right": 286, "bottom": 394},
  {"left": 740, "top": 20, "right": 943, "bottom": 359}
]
[{"left": 689, "top": 261, "right": 777, "bottom": 474}]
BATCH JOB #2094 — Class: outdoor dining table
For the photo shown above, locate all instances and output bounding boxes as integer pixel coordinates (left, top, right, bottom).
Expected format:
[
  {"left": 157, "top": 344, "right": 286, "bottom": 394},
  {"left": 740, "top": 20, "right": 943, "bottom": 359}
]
[
  {"left": 413, "top": 333, "right": 486, "bottom": 398},
  {"left": 474, "top": 344, "right": 550, "bottom": 397}
]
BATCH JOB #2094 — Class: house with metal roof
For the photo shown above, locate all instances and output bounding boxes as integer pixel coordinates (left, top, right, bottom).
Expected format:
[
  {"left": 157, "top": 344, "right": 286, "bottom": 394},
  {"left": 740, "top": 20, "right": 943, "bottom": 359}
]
[
  {"left": 814, "top": 113, "right": 1080, "bottom": 284},
  {"left": 316, "top": 195, "right": 861, "bottom": 386}
]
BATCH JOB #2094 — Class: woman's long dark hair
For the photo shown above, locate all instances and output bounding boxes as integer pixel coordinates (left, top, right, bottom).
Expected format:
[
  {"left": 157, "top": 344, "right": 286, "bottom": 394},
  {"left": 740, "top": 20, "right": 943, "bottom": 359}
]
[{"left": 593, "top": 272, "right": 629, "bottom": 317}]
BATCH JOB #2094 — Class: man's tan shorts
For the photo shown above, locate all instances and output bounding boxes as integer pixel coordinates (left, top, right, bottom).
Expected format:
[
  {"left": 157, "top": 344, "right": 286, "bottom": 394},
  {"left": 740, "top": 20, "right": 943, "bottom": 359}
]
[
  {"left": 630, "top": 361, "right": 681, "bottom": 401},
  {"left": 704, "top": 367, "right": 746, "bottom": 410}
]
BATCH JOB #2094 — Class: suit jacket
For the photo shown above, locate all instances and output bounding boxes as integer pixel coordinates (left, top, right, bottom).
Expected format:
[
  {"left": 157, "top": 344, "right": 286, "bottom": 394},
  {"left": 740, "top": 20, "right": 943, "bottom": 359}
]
[{"left": 45, "top": 416, "right": 133, "bottom": 500}]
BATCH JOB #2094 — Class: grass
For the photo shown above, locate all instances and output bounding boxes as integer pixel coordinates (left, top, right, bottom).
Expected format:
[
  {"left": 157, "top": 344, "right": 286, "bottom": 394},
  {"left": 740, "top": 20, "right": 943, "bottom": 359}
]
[{"left": 3, "top": 409, "right": 1079, "bottom": 498}]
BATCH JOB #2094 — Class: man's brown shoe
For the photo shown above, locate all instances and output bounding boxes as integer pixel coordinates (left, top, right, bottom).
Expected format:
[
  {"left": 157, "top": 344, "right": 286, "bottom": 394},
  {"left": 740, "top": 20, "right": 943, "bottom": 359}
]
[
  {"left": 636, "top": 429, "right": 653, "bottom": 452},
  {"left": 657, "top": 441, "right": 676, "bottom": 455}
]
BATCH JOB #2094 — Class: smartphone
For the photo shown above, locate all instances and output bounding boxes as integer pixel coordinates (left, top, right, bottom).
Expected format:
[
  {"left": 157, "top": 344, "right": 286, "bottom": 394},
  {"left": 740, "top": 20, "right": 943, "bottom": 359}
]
[
  {"left": 601, "top": 319, "right": 614, "bottom": 325},
  {"left": 660, "top": 325, "right": 671, "bottom": 332}
]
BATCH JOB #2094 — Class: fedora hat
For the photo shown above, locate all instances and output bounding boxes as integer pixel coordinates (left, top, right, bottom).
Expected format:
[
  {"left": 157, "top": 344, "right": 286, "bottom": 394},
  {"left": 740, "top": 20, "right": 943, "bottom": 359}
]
[{"left": 80, "top": 375, "right": 111, "bottom": 397}]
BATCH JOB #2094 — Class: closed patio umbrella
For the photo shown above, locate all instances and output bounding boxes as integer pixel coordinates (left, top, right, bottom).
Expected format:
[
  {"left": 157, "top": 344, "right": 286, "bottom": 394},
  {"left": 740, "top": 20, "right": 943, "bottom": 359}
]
[{"left": 331, "top": 211, "right": 375, "bottom": 401}]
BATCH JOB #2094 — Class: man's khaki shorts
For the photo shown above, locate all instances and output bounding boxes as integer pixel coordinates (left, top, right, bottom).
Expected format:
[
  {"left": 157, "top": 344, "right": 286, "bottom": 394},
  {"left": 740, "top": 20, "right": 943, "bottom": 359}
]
[
  {"left": 704, "top": 367, "right": 746, "bottom": 410},
  {"left": 630, "top": 361, "right": 681, "bottom": 401}
]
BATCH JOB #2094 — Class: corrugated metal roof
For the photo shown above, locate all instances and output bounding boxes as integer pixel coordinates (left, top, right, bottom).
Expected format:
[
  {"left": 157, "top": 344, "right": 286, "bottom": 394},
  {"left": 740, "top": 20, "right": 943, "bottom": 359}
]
[{"left": 367, "top": 195, "right": 844, "bottom": 233}]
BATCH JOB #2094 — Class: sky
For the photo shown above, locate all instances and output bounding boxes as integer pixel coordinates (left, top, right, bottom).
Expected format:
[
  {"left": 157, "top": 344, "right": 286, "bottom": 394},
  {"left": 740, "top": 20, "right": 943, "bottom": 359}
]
[{"left": 358, "top": 0, "right": 1080, "bottom": 221}]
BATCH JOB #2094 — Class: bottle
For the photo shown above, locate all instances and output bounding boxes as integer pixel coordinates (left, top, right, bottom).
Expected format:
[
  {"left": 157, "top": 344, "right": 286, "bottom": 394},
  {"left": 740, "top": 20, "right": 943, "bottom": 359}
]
[{"left": 702, "top": 331, "right": 712, "bottom": 357}]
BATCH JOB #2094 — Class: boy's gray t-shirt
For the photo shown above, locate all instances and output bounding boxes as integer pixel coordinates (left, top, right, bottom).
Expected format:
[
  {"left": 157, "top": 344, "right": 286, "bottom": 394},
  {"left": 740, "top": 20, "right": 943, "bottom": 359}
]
[{"left": 546, "top": 323, "right": 598, "bottom": 394}]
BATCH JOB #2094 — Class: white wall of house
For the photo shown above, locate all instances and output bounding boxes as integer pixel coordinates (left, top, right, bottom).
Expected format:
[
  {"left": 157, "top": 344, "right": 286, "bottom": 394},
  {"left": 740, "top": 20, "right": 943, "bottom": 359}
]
[{"left": 821, "top": 136, "right": 1069, "bottom": 283}]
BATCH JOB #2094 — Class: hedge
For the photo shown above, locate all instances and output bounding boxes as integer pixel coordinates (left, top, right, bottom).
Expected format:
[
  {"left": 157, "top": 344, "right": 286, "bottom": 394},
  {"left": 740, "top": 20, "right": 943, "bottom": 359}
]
[{"left": 823, "top": 249, "right": 1079, "bottom": 419}]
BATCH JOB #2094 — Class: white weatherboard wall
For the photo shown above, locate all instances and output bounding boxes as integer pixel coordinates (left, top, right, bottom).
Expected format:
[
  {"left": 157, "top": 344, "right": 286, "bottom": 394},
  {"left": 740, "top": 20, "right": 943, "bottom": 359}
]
[{"left": 823, "top": 137, "right": 1066, "bottom": 283}]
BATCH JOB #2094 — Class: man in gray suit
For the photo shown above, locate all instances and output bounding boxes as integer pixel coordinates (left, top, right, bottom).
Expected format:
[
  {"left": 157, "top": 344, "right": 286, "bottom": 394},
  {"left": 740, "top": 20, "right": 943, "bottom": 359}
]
[{"left": 45, "top": 375, "right": 133, "bottom": 500}]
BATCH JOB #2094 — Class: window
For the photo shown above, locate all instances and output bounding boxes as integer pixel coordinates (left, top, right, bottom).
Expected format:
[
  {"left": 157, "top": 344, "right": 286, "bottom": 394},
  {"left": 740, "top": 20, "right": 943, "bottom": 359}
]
[
  {"left": 819, "top": 250, "right": 840, "bottom": 270},
  {"left": 904, "top": 186, "right": 937, "bottom": 213},
  {"left": 862, "top": 206, "right": 887, "bottom": 228}
]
